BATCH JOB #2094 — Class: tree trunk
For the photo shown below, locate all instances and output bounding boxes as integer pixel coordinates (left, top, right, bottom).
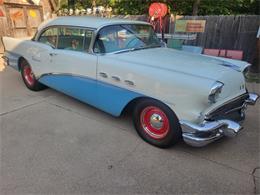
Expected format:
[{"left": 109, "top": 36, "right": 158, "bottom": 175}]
[
  {"left": 92, "top": 0, "right": 96, "bottom": 7},
  {"left": 68, "top": 0, "right": 75, "bottom": 10},
  {"left": 192, "top": 0, "right": 200, "bottom": 16}
]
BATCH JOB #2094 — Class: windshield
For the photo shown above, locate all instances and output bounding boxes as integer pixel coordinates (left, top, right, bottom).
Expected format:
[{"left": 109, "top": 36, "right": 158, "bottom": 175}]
[{"left": 94, "top": 24, "right": 161, "bottom": 53}]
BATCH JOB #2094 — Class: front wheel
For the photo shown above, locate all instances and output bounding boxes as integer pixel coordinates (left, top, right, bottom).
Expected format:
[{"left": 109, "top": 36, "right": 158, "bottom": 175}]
[
  {"left": 133, "top": 99, "right": 182, "bottom": 148},
  {"left": 20, "top": 59, "right": 46, "bottom": 91}
]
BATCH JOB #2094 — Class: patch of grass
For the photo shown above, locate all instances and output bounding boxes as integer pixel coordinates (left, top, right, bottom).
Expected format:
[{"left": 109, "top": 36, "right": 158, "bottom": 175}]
[{"left": 245, "top": 72, "right": 260, "bottom": 83}]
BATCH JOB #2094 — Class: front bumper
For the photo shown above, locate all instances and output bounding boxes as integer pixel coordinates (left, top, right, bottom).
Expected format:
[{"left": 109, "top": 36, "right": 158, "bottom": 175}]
[{"left": 180, "top": 92, "right": 259, "bottom": 147}]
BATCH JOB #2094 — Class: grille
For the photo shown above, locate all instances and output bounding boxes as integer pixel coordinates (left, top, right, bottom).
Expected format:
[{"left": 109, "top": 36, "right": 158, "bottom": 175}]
[{"left": 205, "top": 93, "right": 249, "bottom": 121}]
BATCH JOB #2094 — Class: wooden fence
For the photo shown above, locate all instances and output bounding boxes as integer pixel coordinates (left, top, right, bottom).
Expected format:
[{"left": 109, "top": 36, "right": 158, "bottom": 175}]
[
  {"left": 1, "top": 14, "right": 259, "bottom": 66},
  {"left": 175, "top": 15, "right": 260, "bottom": 64},
  {"left": 124, "top": 15, "right": 259, "bottom": 64},
  {"left": 0, "top": 2, "right": 44, "bottom": 53}
]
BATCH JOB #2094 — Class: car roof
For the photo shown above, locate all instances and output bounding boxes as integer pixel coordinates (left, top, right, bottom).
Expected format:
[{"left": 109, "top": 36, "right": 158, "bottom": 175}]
[{"left": 38, "top": 16, "right": 150, "bottom": 31}]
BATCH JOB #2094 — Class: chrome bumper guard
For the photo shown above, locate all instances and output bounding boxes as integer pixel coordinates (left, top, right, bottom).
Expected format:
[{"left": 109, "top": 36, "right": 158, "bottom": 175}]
[
  {"left": 245, "top": 93, "right": 259, "bottom": 105},
  {"left": 181, "top": 92, "right": 259, "bottom": 147}
]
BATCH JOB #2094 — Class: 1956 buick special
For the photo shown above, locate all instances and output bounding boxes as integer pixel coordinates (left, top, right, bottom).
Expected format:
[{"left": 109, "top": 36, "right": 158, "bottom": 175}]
[{"left": 2, "top": 16, "right": 259, "bottom": 148}]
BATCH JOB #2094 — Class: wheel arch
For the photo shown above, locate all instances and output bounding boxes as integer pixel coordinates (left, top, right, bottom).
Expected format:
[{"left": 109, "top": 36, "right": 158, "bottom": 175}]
[
  {"left": 120, "top": 96, "right": 180, "bottom": 121},
  {"left": 17, "top": 56, "right": 27, "bottom": 71}
]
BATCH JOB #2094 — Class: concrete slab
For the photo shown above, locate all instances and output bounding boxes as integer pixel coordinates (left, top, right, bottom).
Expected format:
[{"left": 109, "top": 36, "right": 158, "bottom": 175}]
[
  {"left": 0, "top": 102, "right": 142, "bottom": 194},
  {"left": 256, "top": 178, "right": 260, "bottom": 194},
  {"left": 174, "top": 83, "right": 260, "bottom": 175},
  {"left": 0, "top": 102, "right": 255, "bottom": 194},
  {"left": 175, "top": 104, "right": 260, "bottom": 174},
  {"left": 0, "top": 67, "right": 56, "bottom": 114},
  {"left": 45, "top": 81, "right": 260, "bottom": 175},
  {"left": 93, "top": 143, "right": 255, "bottom": 194},
  {"left": 254, "top": 167, "right": 260, "bottom": 178},
  {"left": 0, "top": 63, "right": 259, "bottom": 194},
  {"left": 45, "top": 92, "right": 135, "bottom": 136}
]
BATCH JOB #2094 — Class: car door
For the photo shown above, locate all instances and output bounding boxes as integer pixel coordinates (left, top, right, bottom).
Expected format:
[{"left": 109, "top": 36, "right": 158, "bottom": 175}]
[
  {"left": 93, "top": 25, "right": 142, "bottom": 116},
  {"left": 38, "top": 26, "right": 98, "bottom": 106}
]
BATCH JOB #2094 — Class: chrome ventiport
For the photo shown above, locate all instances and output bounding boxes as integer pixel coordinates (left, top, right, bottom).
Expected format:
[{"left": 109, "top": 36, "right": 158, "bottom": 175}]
[{"left": 99, "top": 72, "right": 108, "bottom": 78}]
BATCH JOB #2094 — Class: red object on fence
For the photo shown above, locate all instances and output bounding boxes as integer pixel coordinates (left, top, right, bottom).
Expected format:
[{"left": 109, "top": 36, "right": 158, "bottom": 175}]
[
  {"left": 149, "top": 3, "right": 168, "bottom": 19},
  {"left": 203, "top": 49, "right": 219, "bottom": 57},
  {"left": 219, "top": 49, "right": 226, "bottom": 57},
  {"left": 149, "top": 2, "right": 168, "bottom": 40},
  {"left": 226, "top": 50, "right": 243, "bottom": 60},
  {"left": 0, "top": 9, "right": 4, "bottom": 17},
  {"left": 203, "top": 49, "right": 243, "bottom": 60}
]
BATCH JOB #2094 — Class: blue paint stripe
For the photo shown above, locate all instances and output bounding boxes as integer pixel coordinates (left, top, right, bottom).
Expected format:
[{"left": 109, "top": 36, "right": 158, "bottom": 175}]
[{"left": 39, "top": 74, "right": 143, "bottom": 116}]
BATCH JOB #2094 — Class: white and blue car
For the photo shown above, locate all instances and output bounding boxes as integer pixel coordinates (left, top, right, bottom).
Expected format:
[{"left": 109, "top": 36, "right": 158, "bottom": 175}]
[{"left": 2, "top": 16, "right": 259, "bottom": 148}]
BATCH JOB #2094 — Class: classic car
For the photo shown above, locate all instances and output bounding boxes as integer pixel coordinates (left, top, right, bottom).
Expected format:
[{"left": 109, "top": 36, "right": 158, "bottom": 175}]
[{"left": 2, "top": 16, "right": 259, "bottom": 148}]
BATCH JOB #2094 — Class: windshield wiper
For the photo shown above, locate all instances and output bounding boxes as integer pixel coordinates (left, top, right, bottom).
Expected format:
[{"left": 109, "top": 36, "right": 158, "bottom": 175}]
[{"left": 114, "top": 45, "right": 161, "bottom": 54}]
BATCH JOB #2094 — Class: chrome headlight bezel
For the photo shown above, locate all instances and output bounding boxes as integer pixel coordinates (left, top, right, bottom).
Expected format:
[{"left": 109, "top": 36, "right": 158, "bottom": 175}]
[{"left": 208, "top": 81, "right": 224, "bottom": 103}]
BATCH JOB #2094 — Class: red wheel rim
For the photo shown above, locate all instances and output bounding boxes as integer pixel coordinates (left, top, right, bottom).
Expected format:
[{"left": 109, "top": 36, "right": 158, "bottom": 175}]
[
  {"left": 23, "top": 66, "right": 35, "bottom": 86},
  {"left": 140, "top": 106, "right": 169, "bottom": 139}
]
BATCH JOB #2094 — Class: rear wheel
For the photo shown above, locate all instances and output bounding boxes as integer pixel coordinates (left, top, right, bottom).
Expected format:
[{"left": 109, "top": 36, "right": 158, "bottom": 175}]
[
  {"left": 20, "top": 59, "right": 46, "bottom": 91},
  {"left": 133, "top": 99, "right": 182, "bottom": 148}
]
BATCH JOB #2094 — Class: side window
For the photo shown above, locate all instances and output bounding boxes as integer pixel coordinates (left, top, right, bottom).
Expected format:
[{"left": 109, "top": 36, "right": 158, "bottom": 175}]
[
  {"left": 85, "top": 30, "right": 93, "bottom": 52},
  {"left": 94, "top": 26, "right": 121, "bottom": 53},
  {"left": 57, "top": 27, "right": 93, "bottom": 52},
  {"left": 38, "top": 27, "right": 58, "bottom": 48},
  {"left": 94, "top": 24, "right": 160, "bottom": 53},
  {"left": 94, "top": 25, "right": 145, "bottom": 53}
]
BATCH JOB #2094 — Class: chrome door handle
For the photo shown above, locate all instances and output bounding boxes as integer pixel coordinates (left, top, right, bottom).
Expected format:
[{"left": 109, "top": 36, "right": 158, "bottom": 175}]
[{"left": 99, "top": 72, "right": 108, "bottom": 78}]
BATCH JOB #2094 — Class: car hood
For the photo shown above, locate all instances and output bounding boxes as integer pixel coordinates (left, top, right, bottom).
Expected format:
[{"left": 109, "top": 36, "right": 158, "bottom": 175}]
[{"left": 110, "top": 47, "right": 249, "bottom": 81}]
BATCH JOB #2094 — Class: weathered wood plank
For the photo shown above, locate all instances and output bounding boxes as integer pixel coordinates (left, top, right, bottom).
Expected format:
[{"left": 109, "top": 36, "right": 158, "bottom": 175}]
[{"left": 175, "top": 15, "right": 260, "bottom": 63}]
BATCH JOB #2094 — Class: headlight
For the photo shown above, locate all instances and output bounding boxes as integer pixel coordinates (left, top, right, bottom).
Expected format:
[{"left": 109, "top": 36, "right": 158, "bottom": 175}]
[{"left": 208, "top": 81, "right": 224, "bottom": 103}]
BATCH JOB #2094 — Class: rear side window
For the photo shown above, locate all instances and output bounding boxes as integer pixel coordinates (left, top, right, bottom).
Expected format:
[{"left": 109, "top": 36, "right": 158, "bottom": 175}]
[
  {"left": 38, "top": 27, "right": 58, "bottom": 48},
  {"left": 57, "top": 27, "right": 93, "bottom": 52}
]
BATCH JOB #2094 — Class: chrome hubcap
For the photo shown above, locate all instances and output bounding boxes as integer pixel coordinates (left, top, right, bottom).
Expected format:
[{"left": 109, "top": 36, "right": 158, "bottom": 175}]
[
  {"left": 140, "top": 106, "right": 170, "bottom": 140},
  {"left": 150, "top": 113, "right": 164, "bottom": 129}
]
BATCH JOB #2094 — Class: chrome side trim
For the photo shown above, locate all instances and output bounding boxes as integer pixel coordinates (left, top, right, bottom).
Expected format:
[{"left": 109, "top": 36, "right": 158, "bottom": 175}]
[
  {"left": 37, "top": 72, "right": 142, "bottom": 95},
  {"left": 37, "top": 72, "right": 96, "bottom": 81}
]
